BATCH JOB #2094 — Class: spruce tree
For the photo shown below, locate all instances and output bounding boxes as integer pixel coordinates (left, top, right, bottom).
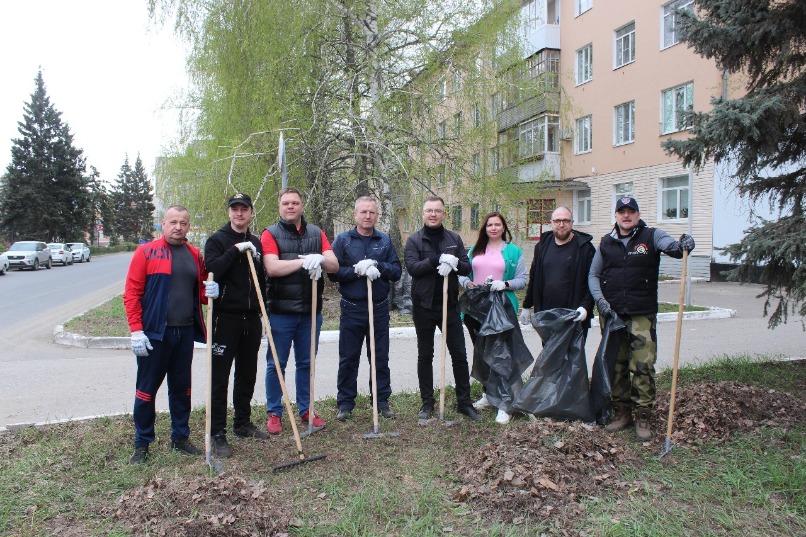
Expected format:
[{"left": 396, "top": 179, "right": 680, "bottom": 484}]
[
  {"left": 109, "top": 154, "right": 155, "bottom": 243},
  {"left": 662, "top": 0, "right": 806, "bottom": 329},
  {"left": 0, "top": 71, "right": 91, "bottom": 241}
]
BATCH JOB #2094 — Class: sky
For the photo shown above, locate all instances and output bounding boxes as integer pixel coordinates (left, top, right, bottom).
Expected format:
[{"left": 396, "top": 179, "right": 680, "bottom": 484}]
[{"left": 0, "top": 0, "right": 189, "bottom": 182}]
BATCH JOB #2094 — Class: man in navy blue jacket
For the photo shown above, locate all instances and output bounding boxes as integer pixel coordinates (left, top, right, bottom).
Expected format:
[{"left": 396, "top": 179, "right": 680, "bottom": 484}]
[{"left": 329, "top": 196, "right": 402, "bottom": 421}]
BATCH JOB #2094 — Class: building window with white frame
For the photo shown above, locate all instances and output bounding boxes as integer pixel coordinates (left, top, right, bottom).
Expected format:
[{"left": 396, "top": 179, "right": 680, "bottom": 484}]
[
  {"left": 575, "top": 115, "right": 592, "bottom": 154},
  {"left": 453, "top": 69, "right": 463, "bottom": 92},
  {"left": 661, "top": 81, "right": 693, "bottom": 134},
  {"left": 519, "top": 114, "right": 559, "bottom": 159},
  {"left": 661, "top": 175, "right": 689, "bottom": 220},
  {"left": 488, "top": 147, "right": 499, "bottom": 174},
  {"left": 575, "top": 44, "right": 593, "bottom": 85},
  {"left": 575, "top": 188, "right": 592, "bottom": 224},
  {"left": 614, "top": 101, "right": 635, "bottom": 145},
  {"left": 472, "top": 152, "right": 481, "bottom": 176},
  {"left": 613, "top": 181, "right": 634, "bottom": 210},
  {"left": 663, "top": 0, "right": 694, "bottom": 48},
  {"left": 438, "top": 79, "right": 447, "bottom": 101},
  {"left": 576, "top": 0, "right": 592, "bottom": 16},
  {"left": 614, "top": 21, "right": 636, "bottom": 68},
  {"left": 471, "top": 103, "right": 482, "bottom": 128}
]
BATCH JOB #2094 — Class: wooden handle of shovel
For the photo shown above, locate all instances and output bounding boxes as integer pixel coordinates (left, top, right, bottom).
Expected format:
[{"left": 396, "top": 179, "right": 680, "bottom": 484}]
[
  {"left": 367, "top": 278, "right": 379, "bottom": 434},
  {"left": 665, "top": 249, "right": 688, "bottom": 443},
  {"left": 439, "top": 274, "right": 448, "bottom": 419},
  {"left": 205, "top": 273, "right": 214, "bottom": 465}
]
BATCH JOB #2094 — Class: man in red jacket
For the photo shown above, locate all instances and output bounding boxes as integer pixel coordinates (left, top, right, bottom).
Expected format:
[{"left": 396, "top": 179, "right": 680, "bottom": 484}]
[{"left": 123, "top": 205, "right": 216, "bottom": 464}]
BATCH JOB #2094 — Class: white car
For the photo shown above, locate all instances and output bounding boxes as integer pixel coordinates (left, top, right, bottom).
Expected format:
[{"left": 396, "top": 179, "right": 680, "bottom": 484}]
[
  {"left": 5, "top": 241, "right": 52, "bottom": 271},
  {"left": 48, "top": 243, "right": 74, "bottom": 266},
  {"left": 0, "top": 252, "right": 8, "bottom": 275},
  {"left": 66, "top": 242, "right": 91, "bottom": 263}
]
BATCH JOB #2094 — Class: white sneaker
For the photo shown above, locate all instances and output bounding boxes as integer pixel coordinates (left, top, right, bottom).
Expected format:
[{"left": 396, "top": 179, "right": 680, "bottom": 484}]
[
  {"left": 495, "top": 409, "right": 511, "bottom": 424},
  {"left": 473, "top": 393, "right": 491, "bottom": 410}
]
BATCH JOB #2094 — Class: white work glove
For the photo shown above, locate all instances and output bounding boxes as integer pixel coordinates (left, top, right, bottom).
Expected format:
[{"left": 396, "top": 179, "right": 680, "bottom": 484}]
[
  {"left": 574, "top": 306, "right": 587, "bottom": 322},
  {"left": 299, "top": 253, "right": 325, "bottom": 270},
  {"left": 309, "top": 266, "right": 322, "bottom": 280},
  {"left": 235, "top": 241, "right": 257, "bottom": 258},
  {"left": 490, "top": 280, "right": 506, "bottom": 292},
  {"left": 437, "top": 262, "right": 454, "bottom": 277},
  {"left": 365, "top": 265, "right": 381, "bottom": 281},
  {"left": 519, "top": 308, "right": 531, "bottom": 325},
  {"left": 204, "top": 280, "right": 220, "bottom": 299},
  {"left": 131, "top": 330, "right": 153, "bottom": 357},
  {"left": 438, "top": 253, "right": 459, "bottom": 271},
  {"left": 353, "top": 259, "right": 377, "bottom": 276}
]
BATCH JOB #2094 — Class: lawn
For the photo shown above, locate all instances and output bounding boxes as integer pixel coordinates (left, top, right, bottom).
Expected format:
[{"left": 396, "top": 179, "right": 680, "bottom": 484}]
[{"left": 0, "top": 356, "right": 803, "bottom": 536}]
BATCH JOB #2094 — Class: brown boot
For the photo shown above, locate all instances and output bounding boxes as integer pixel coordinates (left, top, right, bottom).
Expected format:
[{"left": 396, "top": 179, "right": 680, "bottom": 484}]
[
  {"left": 635, "top": 408, "right": 652, "bottom": 441},
  {"left": 604, "top": 402, "right": 633, "bottom": 432}
]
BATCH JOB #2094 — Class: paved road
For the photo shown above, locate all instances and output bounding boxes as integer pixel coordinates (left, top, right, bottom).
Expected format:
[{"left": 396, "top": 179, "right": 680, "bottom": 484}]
[{"left": 1, "top": 272, "right": 804, "bottom": 430}]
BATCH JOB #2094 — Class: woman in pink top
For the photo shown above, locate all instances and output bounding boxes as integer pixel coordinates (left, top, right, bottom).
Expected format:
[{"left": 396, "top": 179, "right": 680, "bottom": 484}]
[{"left": 459, "top": 212, "right": 527, "bottom": 424}]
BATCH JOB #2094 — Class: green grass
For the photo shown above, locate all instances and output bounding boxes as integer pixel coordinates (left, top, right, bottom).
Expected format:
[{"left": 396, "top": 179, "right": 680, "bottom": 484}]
[{"left": 0, "top": 357, "right": 803, "bottom": 536}]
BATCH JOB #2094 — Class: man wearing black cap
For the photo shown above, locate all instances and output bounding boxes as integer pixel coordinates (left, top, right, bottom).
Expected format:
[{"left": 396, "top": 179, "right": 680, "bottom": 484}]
[
  {"left": 203, "top": 193, "right": 269, "bottom": 458},
  {"left": 588, "top": 196, "right": 695, "bottom": 441}
]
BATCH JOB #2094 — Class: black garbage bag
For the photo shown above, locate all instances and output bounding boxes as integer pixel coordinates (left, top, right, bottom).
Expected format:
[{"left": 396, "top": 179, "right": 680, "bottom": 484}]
[
  {"left": 589, "top": 313, "right": 626, "bottom": 424},
  {"left": 459, "top": 287, "right": 533, "bottom": 412},
  {"left": 390, "top": 269, "right": 412, "bottom": 314},
  {"left": 512, "top": 308, "right": 593, "bottom": 422}
]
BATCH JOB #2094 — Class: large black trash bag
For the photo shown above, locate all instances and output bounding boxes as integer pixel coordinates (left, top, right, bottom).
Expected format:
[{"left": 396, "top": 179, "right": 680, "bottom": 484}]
[
  {"left": 390, "top": 269, "right": 412, "bottom": 314},
  {"left": 589, "top": 313, "right": 626, "bottom": 424},
  {"left": 512, "top": 308, "right": 593, "bottom": 422},
  {"left": 459, "top": 287, "right": 533, "bottom": 412}
]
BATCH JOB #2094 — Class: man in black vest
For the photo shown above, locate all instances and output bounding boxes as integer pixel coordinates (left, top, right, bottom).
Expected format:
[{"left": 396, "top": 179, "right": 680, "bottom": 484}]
[
  {"left": 203, "top": 193, "right": 269, "bottom": 458},
  {"left": 260, "top": 188, "right": 339, "bottom": 435},
  {"left": 588, "top": 196, "right": 695, "bottom": 441}
]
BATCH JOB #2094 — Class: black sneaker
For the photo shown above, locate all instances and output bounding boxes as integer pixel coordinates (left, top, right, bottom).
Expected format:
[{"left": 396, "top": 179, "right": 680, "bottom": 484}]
[
  {"left": 379, "top": 406, "right": 396, "bottom": 419},
  {"left": 233, "top": 422, "right": 270, "bottom": 440},
  {"left": 211, "top": 433, "right": 232, "bottom": 458},
  {"left": 417, "top": 404, "right": 434, "bottom": 420},
  {"left": 336, "top": 408, "right": 352, "bottom": 422},
  {"left": 129, "top": 446, "right": 148, "bottom": 464},
  {"left": 458, "top": 406, "right": 482, "bottom": 421},
  {"left": 171, "top": 438, "right": 203, "bottom": 456}
]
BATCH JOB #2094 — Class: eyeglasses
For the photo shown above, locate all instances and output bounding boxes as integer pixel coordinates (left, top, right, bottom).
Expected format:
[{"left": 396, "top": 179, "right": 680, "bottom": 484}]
[
  {"left": 424, "top": 209, "right": 444, "bottom": 215},
  {"left": 551, "top": 219, "right": 573, "bottom": 225}
]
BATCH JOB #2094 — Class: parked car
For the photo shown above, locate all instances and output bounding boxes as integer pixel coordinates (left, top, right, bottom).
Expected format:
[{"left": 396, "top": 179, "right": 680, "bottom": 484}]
[
  {"left": 66, "top": 242, "right": 91, "bottom": 263},
  {"left": 48, "top": 243, "right": 74, "bottom": 266},
  {"left": 0, "top": 252, "right": 8, "bottom": 275},
  {"left": 5, "top": 241, "right": 52, "bottom": 271}
]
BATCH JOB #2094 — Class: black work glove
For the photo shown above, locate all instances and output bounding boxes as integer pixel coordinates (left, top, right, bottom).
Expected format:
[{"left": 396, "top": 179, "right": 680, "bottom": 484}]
[
  {"left": 679, "top": 234, "right": 695, "bottom": 252},
  {"left": 596, "top": 298, "right": 612, "bottom": 319}
]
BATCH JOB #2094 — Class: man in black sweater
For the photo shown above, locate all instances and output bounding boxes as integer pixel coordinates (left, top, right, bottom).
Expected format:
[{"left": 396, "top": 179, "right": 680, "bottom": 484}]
[{"left": 203, "top": 193, "right": 269, "bottom": 458}]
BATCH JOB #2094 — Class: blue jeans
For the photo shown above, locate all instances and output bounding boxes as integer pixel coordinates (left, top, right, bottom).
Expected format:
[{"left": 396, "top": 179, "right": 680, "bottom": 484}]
[
  {"left": 337, "top": 298, "right": 392, "bottom": 411},
  {"left": 265, "top": 312, "right": 322, "bottom": 416},
  {"left": 133, "top": 325, "right": 194, "bottom": 447}
]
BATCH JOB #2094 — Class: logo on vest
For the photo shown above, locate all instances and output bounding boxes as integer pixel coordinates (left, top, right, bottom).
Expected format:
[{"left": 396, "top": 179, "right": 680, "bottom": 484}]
[{"left": 629, "top": 243, "right": 649, "bottom": 255}]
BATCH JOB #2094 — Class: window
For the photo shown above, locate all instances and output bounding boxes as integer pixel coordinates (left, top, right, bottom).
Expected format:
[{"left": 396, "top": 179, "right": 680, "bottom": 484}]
[
  {"left": 437, "top": 164, "right": 446, "bottom": 188},
  {"left": 488, "top": 147, "right": 499, "bottom": 173},
  {"left": 661, "top": 81, "right": 693, "bottom": 133},
  {"left": 451, "top": 205, "right": 463, "bottom": 230},
  {"left": 661, "top": 175, "right": 689, "bottom": 220},
  {"left": 575, "top": 189, "right": 592, "bottom": 224},
  {"left": 527, "top": 198, "right": 554, "bottom": 239},
  {"left": 614, "top": 101, "right": 635, "bottom": 145},
  {"left": 575, "top": 115, "right": 592, "bottom": 154},
  {"left": 438, "top": 120, "right": 446, "bottom": 139},
  {"left": 576, "top": 0, "right": 592, "bottom": 16},
  {"left": 663, "top": 0, "right": 694, "bottom": 48},
  {"left": 471, "top": 103, "right": 482, "bottom": 128},
  {"left": 471, "top": 203, "right": 480, "bottom": 229},
  {"left": 519, "top": 114, "right": 560, "bottom": 159},
  {"left": 438, "top": 79, "right": 447, "bottom": 101},
  {"left": 575, "top": 44, "right": 593, "bottom": 85},
  {"left": 613, "top": 181, "right": 634, "bottom": 211},
  {"left": 529, "top": 49, "right": 560, "bottom": 89},
  {"left": 614, "top": 22, "right": 636, "bottom": 68},
  {"left": 490, "top": 92, "right": 500, "bottom": 120},
  {"left": 475, "top": 54, "right": 484, "bottom": 74},
  {"left": 472, "top": 152, "right": 481, "bottom": 176},
  {"left": 453, "top": 69, "right": 463, "bottom": 92},
  {"left": 453, "top": 112, "right": 462, "bottom": 136}
]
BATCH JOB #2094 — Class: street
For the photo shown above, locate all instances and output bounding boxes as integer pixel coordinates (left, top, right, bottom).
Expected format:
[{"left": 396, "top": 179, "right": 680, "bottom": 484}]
[{"left": 1, "top": 255, "right": 804, "bottom": 430}]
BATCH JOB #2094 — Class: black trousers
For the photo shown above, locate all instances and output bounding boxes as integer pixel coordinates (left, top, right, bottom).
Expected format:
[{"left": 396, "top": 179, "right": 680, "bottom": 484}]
[
  {"left": 210, "top": 313, "right": 262, "bottom": 435},
  {"left": 412, "top": 304, "right": 471, "bottom": 408}
]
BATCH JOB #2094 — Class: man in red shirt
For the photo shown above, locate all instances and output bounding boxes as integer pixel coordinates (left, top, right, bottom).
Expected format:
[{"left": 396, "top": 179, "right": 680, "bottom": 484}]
[{"left": 260, "top": 188, "right": 338, "bottom": 434}]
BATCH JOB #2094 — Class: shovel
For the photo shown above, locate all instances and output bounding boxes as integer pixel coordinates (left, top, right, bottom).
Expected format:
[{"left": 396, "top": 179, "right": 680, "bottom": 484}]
[
  {"left": 246, "top": 255, "right": 326, "bottom": 471},
  {"left": 300, "top": 278, "right": 324, "bottom": 438},
  {"left": 360, "top": 277, "right": 400, "bottom": 440},
  {"left": 438, "top": 275, "right": 454, "bottom": 426},
  {"left": 204, "top": 273, "right": 225, "bottom": 474},
  {"left": 659, "top": 250, "right": 688, "bottom": 459}
]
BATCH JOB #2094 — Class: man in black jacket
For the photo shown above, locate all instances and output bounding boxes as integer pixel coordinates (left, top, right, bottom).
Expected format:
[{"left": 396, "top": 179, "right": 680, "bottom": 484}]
[
  {"left": 404, "top": 195, "right": 480, "bottom": 421},
  {"left": 203, "top": 193, "right": 269, "bottom": 458},
  {"left": 519, "top": 206, "right": 595, "bottom": 340}
]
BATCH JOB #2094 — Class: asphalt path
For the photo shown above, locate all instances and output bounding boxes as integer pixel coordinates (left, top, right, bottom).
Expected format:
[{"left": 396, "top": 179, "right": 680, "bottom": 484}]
[{"left": 1, "top": 256, "right": 804, "bottom": 430}]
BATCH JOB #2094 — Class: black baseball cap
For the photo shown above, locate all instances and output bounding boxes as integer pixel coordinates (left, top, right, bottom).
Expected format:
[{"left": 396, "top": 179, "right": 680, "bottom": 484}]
[
  {"left": 615, "top": 196, "right": 639, "bottom": 212},
  {"left": 228, "top": 193, "right": 253, "bottom": 208}
]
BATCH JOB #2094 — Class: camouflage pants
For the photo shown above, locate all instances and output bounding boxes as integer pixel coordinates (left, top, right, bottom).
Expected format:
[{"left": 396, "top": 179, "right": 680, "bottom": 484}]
[{"left": 611, "top": 313, "right": 657, "bottom": 408}]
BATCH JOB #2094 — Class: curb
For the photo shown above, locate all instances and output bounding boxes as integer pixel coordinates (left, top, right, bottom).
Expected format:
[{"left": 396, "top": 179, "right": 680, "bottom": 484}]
[{"left": 53, "top": 306, "right": 736, "bottom": 349}]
